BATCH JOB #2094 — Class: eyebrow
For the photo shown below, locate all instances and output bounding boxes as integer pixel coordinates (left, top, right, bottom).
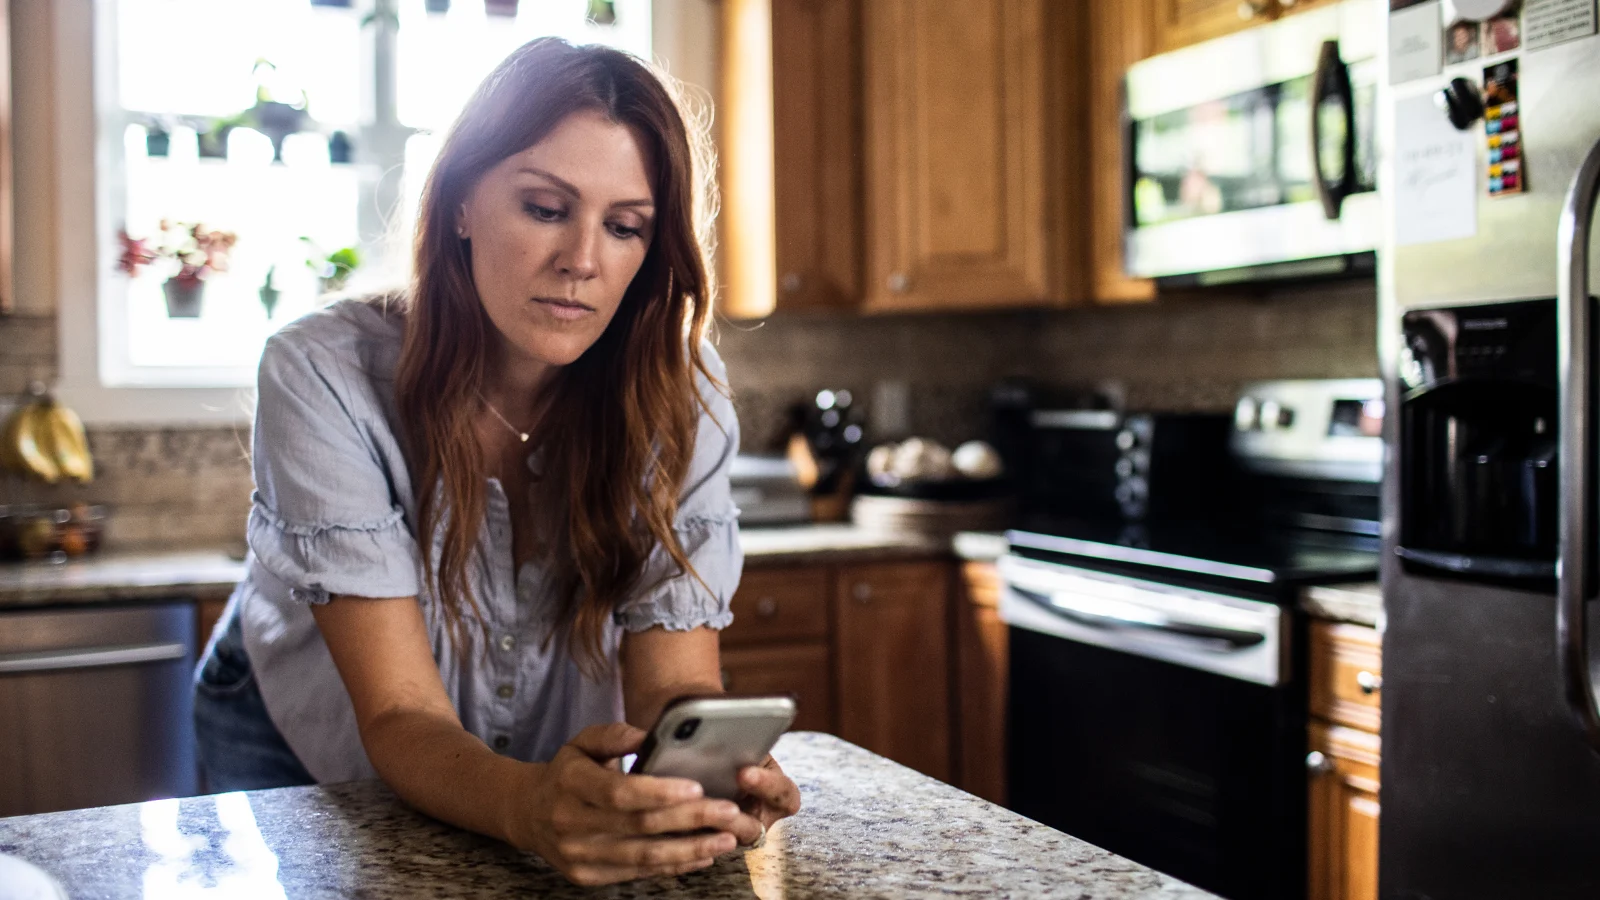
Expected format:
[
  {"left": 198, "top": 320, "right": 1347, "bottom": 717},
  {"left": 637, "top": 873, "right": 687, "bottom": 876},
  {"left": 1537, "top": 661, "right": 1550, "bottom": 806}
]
[{"left": 516, "top": 166, "right": 655, "bottom": 210}]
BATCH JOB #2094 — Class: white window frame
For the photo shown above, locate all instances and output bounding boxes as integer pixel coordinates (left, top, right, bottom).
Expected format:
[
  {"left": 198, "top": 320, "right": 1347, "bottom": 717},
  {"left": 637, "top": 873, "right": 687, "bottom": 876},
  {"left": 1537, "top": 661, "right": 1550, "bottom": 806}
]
[{"left": 48, "top": 0, "right": 717, "bottom": 427}]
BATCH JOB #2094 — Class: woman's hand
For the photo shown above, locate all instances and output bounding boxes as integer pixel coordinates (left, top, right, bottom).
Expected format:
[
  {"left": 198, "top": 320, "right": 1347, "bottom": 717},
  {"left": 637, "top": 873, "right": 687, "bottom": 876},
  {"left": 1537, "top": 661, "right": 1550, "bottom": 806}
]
[
  {"left": 506, "top": 723, "right": 746, "bottom": 886},
  {"left": 729, "top": 755, "right": 802, "bottom": 847}
]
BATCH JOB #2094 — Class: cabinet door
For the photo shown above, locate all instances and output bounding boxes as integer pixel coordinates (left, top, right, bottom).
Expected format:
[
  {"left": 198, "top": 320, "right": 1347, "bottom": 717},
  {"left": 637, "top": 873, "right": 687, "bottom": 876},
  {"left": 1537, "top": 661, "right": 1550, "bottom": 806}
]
[
  {"left": 720, "top": 642, "right": 835, "bottom": 734},
  {"left": 861, "top": 0, "right": 1078, "bottom": 312},
  {"left": 718, "top": 0, "right": 859, "bottom": 318},
  {"left": 1088, "top": 0, "right": 1157, "bottom": 303},
  {"left": 834, "top": 561, "right": 952, "bottom": 781},
  {"left": 771, "top": 0, "right": 859, "bottom": 311},
  {"left": 954, "top": 561, "right": 1007, "bottom": 804},
  {"left": 1308, "top": 721, "right": 1380, "bottom": 900}
]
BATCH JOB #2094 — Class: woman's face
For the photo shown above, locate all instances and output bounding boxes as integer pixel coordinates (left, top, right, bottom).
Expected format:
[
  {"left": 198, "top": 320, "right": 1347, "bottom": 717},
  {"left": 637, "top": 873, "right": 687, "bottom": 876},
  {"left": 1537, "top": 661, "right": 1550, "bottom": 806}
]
[{"left": 458, "top": 108, "right": 656, "bottom": 376}]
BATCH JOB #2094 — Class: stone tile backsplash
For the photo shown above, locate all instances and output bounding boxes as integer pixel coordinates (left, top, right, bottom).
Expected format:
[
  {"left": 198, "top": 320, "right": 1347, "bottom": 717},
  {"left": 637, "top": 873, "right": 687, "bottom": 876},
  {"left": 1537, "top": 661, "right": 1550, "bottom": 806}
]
[{"left": 0, "top": 281, "right": 1378, "bottom": 551}]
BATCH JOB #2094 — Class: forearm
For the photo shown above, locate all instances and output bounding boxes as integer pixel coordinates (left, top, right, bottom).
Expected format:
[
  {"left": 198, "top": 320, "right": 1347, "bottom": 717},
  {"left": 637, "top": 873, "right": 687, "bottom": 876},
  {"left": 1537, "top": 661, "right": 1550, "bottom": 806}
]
[
  {"left": 624, "top": 676, "right": 724, "bottom": 730},
  {"left": 360, "top": 705, "right": 540, "bottom": 844}
]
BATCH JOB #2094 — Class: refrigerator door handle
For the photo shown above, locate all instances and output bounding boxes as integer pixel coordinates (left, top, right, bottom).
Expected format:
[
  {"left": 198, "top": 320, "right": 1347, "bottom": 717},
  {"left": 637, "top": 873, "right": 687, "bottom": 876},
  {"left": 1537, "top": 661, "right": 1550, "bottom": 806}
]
[
  {"left": 1557, "top": 135, "right": 1600, "bottom": 752},
  {"left": 1309, "top": 39, "right": 1355, "bottom": 221}
]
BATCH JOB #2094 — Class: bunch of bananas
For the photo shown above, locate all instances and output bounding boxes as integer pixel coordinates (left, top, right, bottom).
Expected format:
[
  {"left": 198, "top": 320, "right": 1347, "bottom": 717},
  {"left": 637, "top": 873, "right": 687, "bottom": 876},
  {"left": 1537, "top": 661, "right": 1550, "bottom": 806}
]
[{"left": 0, "top": 387, "right": 94, "bottom": 484}]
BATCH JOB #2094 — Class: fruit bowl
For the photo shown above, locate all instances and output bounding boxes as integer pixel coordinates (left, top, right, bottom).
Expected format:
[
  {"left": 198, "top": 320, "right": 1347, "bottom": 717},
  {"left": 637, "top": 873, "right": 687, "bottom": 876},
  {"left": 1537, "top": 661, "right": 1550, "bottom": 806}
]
[{"left": 0, "top": 504, "right": 106, "bottom": 562}]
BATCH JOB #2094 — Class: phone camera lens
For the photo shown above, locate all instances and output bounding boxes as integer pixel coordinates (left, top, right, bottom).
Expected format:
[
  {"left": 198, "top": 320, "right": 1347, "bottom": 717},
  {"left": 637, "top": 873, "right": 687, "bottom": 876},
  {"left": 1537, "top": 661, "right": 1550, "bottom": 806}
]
[{"left": 673, "top": 718, "right": 701, "bottom": 741}]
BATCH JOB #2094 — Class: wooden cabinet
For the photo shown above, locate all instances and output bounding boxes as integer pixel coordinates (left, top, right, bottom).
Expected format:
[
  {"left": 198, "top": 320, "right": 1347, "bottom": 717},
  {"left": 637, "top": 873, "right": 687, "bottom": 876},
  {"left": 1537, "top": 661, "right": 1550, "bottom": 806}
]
[
  {"left": 860, "top": 0, "right": 1084, "bottom": 312},
  {"left": 834, "top": 561, "right": 952, "bottom": 781},
  {"left": 720, "top": 565, "right": 836, "bottom": 733},
  {"left": 1151, "top": 0, "right": 1344, "bottom": 54},
  {"left": 721, "top": 643, "right": 834, "bottom": 734},
  {"left": 1307, "top": 620, "right": 1382, "bottom": 900},
  {"left": 718, "top": 0, "right": 860, "bottom": 318},
  {"left": 1308, "top": 721, "right": 1381, "bottom": 900},
  {"left": 1087, "top": 0, "right": 1157, "bottom": 304},
  {"left": 953, "top": 561, "right": 1007, "bottom": 804}
]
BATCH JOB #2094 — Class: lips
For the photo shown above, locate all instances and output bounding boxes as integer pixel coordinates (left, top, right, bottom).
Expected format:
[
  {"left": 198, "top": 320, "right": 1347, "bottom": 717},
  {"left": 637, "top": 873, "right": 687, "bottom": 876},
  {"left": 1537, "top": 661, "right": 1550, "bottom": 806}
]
[{"left": 532, "top": 296, "right": 595, "bottom": 321}]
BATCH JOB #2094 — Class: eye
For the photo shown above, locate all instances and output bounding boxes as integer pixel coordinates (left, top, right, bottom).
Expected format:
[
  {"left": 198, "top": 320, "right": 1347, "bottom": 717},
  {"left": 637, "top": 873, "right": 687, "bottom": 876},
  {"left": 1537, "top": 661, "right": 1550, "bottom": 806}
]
[
  {"left": 524, "top": 203, "right": 564, "bottom": 222},
  {"left": 607, "top": 222, "right": 644, "bottom": 240}
]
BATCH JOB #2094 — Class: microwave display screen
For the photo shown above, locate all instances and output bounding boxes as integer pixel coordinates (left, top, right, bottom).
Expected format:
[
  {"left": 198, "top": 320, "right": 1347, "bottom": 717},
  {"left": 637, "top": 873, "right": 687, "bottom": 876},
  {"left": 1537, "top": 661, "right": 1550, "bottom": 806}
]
[{"left": 1130, "top": 62, "right": 1377, "bottom": 229}]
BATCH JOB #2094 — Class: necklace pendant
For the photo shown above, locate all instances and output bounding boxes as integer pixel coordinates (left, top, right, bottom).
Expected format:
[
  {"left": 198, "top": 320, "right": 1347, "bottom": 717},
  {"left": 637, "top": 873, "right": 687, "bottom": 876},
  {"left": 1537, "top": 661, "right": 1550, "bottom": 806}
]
[{"left": 518, "top": 432, "right": 530, "bottom": 443}]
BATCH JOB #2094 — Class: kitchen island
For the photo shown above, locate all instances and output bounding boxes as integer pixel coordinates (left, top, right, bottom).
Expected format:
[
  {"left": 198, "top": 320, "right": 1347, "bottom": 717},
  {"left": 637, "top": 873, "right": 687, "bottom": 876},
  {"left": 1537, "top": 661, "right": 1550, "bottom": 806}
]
[{"left": 0, "top": 732, "right": 1213, "bottom": 899}]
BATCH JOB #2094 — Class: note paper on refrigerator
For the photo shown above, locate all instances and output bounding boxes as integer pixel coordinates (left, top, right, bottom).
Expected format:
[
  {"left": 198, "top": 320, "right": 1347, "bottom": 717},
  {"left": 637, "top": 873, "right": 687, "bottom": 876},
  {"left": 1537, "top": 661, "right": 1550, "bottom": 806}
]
[{"left": 1394, "top": 91, "right": 1478, "bottom": 246}]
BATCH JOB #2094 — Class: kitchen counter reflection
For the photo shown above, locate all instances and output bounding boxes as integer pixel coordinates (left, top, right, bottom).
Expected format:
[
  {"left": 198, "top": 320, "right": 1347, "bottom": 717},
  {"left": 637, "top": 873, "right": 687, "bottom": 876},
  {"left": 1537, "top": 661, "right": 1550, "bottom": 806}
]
[{"left": 0, "top": 732, "right": 1213, "bottom": 899}]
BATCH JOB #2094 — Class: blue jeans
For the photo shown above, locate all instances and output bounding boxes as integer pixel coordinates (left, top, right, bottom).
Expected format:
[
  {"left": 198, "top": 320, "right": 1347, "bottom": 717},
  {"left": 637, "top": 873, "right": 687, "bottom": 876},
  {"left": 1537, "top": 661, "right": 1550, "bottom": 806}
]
[{"left": 193, "top": 607, "right": 315, "bottom": 791}]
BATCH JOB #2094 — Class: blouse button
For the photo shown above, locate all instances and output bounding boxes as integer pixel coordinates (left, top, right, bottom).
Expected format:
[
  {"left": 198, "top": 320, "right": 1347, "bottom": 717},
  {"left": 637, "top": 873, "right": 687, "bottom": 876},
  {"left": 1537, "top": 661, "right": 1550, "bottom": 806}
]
[
  {"left": 497, "top": 684, "right": 515, "bottom": 699},
  {"left": 499, "top": 634, "right": 516, "bottom": 652},
  {"left": 493, "top": 736, "right": 510, "bottom": 751}
]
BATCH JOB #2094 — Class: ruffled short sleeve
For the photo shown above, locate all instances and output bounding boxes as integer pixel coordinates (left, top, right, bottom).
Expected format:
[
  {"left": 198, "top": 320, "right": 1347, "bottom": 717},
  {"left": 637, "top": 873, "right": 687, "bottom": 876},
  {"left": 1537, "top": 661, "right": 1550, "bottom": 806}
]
[
  {"left": 247, "top": 329, "right": 421, "bottom": 605},
  {"left": 615, "top": 343, "right": 743, "bottom": 633}
]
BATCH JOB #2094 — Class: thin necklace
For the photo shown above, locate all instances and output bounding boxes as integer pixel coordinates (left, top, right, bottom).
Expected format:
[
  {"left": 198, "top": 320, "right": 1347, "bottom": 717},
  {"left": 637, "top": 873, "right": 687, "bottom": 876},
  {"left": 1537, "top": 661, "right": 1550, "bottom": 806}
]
[{"left": 479, "top": 393, "right": 530, "bottom": 443}]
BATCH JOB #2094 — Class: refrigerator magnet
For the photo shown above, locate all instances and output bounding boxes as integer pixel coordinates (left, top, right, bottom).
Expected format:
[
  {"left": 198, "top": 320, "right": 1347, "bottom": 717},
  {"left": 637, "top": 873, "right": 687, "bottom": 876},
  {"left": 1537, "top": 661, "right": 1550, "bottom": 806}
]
[{"left": 1483, "top": 59, "right": 1526, "bottom": 196}]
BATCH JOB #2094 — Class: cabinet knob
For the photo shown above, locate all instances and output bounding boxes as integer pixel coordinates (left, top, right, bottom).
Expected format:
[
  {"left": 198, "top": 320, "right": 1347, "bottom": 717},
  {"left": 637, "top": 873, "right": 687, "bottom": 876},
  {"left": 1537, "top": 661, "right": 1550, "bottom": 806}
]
[
  {"left": 887, "top": 272, "right": 910, "bottom": 293},
  {"left": 720, "top": 668, "right": 733, "bottom": 691},
  {"left": 755, "top": 596, "right": 779, "bottom": 619},
  {"left": 1237, "top": 0, "right": 1271, "bottom": 18},
  {"left": 1306, "top": 750, "right": 1335, "bottom": 776},
  {"left": 852, "top": 582, "right": 873, "bottom": 603},
  {"left": 780, "top": 272, "right": 803, "bottom": 294},
  {"left": 1356, "top": 670, "right": 1383, "bottom": 694}
]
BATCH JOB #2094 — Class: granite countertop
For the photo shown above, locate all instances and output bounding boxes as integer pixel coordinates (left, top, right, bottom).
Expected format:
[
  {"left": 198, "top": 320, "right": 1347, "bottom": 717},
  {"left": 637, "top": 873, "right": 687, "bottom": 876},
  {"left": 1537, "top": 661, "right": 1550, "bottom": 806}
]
[
  {"left": 0, "top": 526, "right": 1004, "bottom": 609},
  {"left": 0, "top": 549, "right": 247, "bottom": 610},
  {"left": 0, "top": 731, "right": 1214, "bottom": 899},
  {"left": 1300, "top": 581, "right": 1382, "bottom": 629}
]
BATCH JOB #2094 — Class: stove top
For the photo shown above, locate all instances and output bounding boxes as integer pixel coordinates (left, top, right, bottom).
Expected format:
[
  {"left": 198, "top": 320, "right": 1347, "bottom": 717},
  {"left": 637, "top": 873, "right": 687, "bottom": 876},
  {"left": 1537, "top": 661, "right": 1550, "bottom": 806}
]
[{"left": 1006, "top": 514, "right": 1380, "bottom": 592}]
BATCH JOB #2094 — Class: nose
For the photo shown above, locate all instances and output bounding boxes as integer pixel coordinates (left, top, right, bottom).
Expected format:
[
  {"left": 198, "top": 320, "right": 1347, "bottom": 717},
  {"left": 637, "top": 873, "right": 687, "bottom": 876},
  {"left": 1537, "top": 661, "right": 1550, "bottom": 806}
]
[{"left": 554, "top": 220, "right": 600, "bottom": 282}]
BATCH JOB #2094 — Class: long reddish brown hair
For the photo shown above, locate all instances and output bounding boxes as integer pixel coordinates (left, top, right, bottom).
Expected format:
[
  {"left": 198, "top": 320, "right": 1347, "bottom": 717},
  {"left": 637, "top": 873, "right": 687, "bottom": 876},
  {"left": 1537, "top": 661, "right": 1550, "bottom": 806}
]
[{"left": 393, "top": 38, "right": 720, "bottom": 673}]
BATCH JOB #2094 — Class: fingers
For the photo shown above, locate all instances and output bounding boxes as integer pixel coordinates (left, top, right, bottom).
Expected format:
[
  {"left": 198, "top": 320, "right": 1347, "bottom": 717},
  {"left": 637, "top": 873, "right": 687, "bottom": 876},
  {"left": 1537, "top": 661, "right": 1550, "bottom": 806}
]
[
  {"left": 557, "top": 831, "right": 736, "bottom": 885},
  {"left": 726, "top": 811, "right": 765, "bottom": 847},
  {"left": 555, "top": 746, "right": 703, "bottom": 813},
  {"left": 563, "top": 796, "right": 744, "bottom": 837},
  {"left": 567, "top": 722, "right": 647, "bottom": 761},
  {"left": 737, "top": 763, "right": 802, "bottom": 820},
  {"left": 563, "top": 854, "right": 719, "bottom": 887}
]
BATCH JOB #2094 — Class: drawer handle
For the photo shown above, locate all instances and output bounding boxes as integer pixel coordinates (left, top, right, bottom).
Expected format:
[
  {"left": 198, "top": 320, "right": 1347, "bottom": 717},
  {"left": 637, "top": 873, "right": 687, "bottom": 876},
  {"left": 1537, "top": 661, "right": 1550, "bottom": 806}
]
[
  {"left": 1306, "top": 750, "right": 1335, "bottom": 776},
  {"left": 755, "top": 597, "right": 779, "bottom": 619},
  {"left": 852, "top": 582, "right": 872, "bottom": 603},
  {"left": 0, "top": 641, "right": 188, "bottom": 675},
  {"left": 1356, "top": 670, "right": 1383, "bottom": 694}
]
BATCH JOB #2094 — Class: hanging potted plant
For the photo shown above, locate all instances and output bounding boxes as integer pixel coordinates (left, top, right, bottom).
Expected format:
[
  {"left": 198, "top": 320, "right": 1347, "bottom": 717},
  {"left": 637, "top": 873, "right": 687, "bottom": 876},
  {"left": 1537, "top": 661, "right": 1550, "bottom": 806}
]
[{"left": 116, "top": 221, "right": 238, "bottom": 318}]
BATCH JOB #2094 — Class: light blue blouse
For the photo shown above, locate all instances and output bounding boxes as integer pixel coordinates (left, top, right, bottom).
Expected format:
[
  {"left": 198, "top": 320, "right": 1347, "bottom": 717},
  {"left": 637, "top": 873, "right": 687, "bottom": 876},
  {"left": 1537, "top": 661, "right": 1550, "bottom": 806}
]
[{"left": 234, "top": 298, "right": 742, "bottom": 783}]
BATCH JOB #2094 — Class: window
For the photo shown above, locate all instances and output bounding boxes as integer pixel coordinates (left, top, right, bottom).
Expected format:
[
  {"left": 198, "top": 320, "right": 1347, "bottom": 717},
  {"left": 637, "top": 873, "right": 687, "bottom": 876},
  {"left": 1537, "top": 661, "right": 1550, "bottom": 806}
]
[{"left": 97, "top": 0, "right": 651, "bottom": 390}]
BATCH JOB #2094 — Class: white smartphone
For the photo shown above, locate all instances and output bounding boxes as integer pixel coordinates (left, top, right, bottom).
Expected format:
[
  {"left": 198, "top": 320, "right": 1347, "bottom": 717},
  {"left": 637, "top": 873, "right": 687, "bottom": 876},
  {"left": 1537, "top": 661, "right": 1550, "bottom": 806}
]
[{"left": 629, "top": 694, "right": 797, "bottom": 800}]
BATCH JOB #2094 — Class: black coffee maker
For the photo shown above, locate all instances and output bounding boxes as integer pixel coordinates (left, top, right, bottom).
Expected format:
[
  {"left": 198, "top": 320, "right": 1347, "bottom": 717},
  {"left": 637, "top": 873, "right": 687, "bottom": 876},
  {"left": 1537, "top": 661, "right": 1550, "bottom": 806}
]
[{"left": 1397, "top": 298, "right": 1560, "bottom": 586}]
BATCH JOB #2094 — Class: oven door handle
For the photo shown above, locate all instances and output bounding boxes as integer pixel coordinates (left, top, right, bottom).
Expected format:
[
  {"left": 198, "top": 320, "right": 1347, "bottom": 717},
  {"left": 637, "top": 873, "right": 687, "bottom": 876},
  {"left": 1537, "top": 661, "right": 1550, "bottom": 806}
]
[
  {"left": 1557, "top": 134, "right": 1600, "bottom": 753},
  {"left": 1011, "top": 586, "right": 1266, "bottom": 650}
]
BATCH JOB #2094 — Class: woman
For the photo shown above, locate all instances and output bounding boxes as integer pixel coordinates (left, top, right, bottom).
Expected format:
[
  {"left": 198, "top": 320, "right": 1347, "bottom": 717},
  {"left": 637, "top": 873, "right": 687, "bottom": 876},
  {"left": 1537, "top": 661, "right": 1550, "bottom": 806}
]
[{"left": 194, "top": 38, "right": 800, "bottom": 886}]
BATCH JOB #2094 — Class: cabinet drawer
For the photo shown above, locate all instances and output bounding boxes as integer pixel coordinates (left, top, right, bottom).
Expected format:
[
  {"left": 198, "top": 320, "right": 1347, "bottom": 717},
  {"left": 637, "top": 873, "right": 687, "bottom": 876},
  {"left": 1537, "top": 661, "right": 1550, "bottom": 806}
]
[
  {"left": 720, "top": 642, "right": 834, "bottom": 734},
  {"left": 722, "top": 566, "right": 831, "bottom": 647},
  {"left": 1310, "top": 621, "right": 1382, "bottom": 733}
]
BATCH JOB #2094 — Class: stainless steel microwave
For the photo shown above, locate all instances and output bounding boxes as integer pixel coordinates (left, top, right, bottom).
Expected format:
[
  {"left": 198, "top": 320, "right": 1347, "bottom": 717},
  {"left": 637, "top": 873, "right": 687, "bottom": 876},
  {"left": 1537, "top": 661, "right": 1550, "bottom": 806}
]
[{"left": 1124, "top": 0, "right": 1380, "bottom": 286}]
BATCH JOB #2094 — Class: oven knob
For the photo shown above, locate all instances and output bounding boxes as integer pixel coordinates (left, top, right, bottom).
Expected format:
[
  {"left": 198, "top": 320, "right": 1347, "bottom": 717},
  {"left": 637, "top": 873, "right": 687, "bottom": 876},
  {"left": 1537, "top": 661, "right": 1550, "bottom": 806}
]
[
  {"left": 1306, "top": 750, "right": 1336, "bottom": 776},
  {"left": 1275, "top": 406, "right": 1296, "bottom": 429},
  {"left": 1116, "top": 429, "right": 1138, "bottom": 451},
  {"left": 1259, "top": 400, "right": 1281, "bottom": 430},
  {"left": 1235, "top": 397, "right": 1259, "bottom": 431}
]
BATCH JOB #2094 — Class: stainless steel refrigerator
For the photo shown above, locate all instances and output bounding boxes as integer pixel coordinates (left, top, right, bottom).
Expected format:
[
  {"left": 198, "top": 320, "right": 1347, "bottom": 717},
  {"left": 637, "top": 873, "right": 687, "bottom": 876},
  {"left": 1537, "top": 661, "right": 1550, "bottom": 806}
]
[{"left": 1379, "top": 4, "right": 1600, "bottom": 897}]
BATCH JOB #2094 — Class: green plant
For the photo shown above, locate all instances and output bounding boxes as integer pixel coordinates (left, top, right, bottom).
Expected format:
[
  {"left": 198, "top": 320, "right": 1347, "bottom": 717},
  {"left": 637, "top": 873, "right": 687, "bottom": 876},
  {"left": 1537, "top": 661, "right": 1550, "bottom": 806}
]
[{"left": 302, "top": 238, "right": 362, "bottom": 292}]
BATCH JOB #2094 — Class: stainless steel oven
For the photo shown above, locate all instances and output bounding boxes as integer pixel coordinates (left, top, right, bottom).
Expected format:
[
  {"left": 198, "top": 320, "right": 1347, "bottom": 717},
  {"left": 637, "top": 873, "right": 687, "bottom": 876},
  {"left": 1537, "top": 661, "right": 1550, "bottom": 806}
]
[
  {"left": 1001, "top": 379, "right": 1383, "bottom": 900},
  {"left": 1124, "top": 0, "right": 1381, "bottom": 285}
]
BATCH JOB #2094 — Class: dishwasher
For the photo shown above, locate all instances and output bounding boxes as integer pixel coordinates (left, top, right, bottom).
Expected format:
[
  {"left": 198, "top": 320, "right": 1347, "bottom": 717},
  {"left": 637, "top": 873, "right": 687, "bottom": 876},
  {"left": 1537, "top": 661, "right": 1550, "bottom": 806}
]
[{"left": 0, "top": 602, "right": 198, "bottom": 816}]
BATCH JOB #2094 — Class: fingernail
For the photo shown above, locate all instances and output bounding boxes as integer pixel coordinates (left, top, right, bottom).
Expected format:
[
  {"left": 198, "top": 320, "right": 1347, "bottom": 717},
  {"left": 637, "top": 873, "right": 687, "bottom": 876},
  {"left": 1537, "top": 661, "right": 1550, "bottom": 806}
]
[
  {"left": 679, "top": 782, "right": 704, "bottom": 800},
  {"left": 718, "top": 834, "right": 738, "bottom": 852},
  {"left": 716, "top": 801, "right": 740, "bottom": 817}
]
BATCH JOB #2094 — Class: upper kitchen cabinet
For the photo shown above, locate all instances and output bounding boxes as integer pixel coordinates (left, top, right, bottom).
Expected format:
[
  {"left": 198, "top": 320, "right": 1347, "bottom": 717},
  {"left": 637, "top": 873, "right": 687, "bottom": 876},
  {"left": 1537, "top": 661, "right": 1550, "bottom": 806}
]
[
  {"left": 1087, "top": 0, "right": 1157, "bottom": 304},
  {"left": 861, "top": 0, "right": 1084, "bottom": 312},
  {"left": 1150, "top": 0, "right": 1342, "bottom": 53},
  {"left": 0, "top": 0, "right": 12, "bottom": 315},
  {"left": 719, "top": 0, "right": 861, "bottom": 318}
]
